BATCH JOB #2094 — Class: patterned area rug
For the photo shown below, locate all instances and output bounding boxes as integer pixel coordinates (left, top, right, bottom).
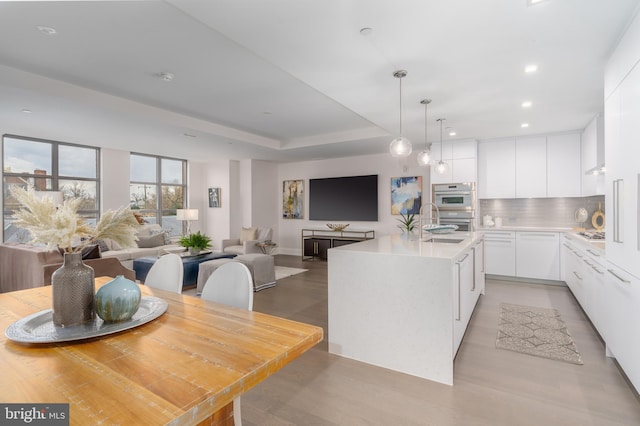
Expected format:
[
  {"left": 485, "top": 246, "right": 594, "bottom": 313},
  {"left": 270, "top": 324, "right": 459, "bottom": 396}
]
[{"left": 496, "top": 303, "right": 583, "bottom": 365}]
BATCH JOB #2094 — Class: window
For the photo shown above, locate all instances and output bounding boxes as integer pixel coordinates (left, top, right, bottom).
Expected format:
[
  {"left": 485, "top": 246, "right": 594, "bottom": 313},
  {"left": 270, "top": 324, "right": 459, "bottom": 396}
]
[
  {"left": 129, "top": 153, "right": 186, "bottom": 236},
  {"left": 2, "top": 135, "right": 100, "bottom": 243}
]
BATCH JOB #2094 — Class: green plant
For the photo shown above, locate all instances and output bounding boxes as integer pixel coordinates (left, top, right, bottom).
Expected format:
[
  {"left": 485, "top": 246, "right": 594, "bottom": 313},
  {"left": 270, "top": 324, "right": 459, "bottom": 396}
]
[
  {"left": 396, "top": 213, "right": 417, "bottom": 233},
  {"left": 179, "top": 231, "right": 212, "bottom": 250}
]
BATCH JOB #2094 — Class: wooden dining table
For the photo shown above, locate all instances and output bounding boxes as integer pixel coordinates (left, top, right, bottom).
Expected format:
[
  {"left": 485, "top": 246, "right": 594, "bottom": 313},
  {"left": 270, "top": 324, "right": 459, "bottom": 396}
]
[{"left": 0, "top": 277, "right": 323, "bottom": 425}]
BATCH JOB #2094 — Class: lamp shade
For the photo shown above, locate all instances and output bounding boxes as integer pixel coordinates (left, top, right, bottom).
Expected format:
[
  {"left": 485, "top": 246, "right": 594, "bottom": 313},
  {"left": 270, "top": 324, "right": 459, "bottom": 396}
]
[
  {"left": 416, "top": 150, "right": 431, "bottom": 166},
  {"left": 176, "top": 209, "right": 199, "bottom": 221},
  {"left": 389, "top": 136, "right": 412, "bottom": 158}
]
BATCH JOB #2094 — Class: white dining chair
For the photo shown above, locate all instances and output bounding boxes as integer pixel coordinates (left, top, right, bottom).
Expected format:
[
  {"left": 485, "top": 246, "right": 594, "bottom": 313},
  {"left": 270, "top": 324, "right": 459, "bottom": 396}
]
[
  {"left": 144, "top": 253, "right": 183, "bottom": 294},
  {"left": 200, "top": 262, "right": 254, "bottom": 425}
]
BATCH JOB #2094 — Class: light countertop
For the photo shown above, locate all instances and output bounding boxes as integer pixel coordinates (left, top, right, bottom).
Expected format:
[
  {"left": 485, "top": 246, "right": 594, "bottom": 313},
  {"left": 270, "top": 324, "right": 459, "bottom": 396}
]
[
  {"left": 329, "top": 232, "right": 482, "bottom": 260},
  {"left": 479, "top": 226, "right": 574, "bottom": 232}
]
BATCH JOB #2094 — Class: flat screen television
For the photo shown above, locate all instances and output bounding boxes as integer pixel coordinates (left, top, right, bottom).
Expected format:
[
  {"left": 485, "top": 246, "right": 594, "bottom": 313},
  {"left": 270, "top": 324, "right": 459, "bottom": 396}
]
[{"left": 309, "top": 175, "right": 378, "bottom": 221}]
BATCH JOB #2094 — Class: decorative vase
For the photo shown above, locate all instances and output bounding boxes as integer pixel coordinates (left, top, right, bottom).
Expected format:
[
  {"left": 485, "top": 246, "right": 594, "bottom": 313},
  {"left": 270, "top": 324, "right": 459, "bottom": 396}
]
[
  {"left": 52, "top": 252, "right": 95, "bottom": 327},
  {"left": 95, "top": 275, "right": 141, "bottom": 323},
  {"left": 189, "top": 247, "right": 201, "bottom": 256}
]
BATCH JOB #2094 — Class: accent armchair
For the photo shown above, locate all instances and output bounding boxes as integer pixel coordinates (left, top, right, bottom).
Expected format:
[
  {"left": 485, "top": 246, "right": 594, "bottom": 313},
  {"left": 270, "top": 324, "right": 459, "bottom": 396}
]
[{"left": 222, "top": 227, "right": 273, "bottom": 255}]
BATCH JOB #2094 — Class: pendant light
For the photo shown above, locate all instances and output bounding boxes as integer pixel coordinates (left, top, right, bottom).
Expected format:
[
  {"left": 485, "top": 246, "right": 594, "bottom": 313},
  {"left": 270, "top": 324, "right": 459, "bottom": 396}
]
[
  {"left": 389, "top": 70, "right": 412, "bottom": 158},
  {"left": 435, "top": 118, "right": 449, "bottom": 175},
  {"left": 416, "top": 98, "right": 432, "bottom": 166}
]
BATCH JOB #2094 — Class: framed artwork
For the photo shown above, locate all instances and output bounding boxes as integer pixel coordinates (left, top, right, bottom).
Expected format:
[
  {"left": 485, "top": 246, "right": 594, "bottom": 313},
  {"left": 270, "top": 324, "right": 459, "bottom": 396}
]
[
  {"left": 283, "top": 180, "right": 304, "bottom": 219},
  {"left": 208, "top": 187, "right": 220, "bottom": 208},
  {"left": 390, "top": 176, "right": 423, "bottom": 215}
]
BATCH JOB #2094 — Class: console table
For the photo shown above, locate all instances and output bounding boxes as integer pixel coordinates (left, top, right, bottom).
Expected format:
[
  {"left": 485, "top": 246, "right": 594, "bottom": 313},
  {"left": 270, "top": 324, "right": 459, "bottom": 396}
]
[{"left": 301, "top": 228, "right": 375, "bottom": 261}]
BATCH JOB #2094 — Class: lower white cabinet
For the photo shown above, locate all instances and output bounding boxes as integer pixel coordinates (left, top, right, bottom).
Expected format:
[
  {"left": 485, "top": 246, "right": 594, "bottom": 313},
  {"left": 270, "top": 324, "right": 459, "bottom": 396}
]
[
  {"left": 484, "top": 231, "right": 516, "bottom": 276},
  {"left": 453, "top": 248, "right": 478, "bottom": 355},
  {"left": 473, "top": 239, "right": 485, "bottom": 295},
  {"left": 515, "top": 232, "right": 560, "bottom": 280},
  {"left": 562, "top": 234, "right": 640, "bottom": 393}
]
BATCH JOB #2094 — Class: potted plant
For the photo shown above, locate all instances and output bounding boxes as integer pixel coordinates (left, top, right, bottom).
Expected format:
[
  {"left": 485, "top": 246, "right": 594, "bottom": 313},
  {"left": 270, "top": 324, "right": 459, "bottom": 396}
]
[
  {"left": 397, "top": 213, "right": 418, "bottom": 234},
  {"left": 179, "top": 231, "right": 212, "bottom": 255}
]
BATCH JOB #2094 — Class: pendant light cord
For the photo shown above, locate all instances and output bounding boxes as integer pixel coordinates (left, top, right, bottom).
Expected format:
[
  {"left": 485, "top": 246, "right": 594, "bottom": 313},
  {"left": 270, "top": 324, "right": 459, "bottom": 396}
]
[{"left": 399, "top": 77, "right": 403, "bottom": 136}]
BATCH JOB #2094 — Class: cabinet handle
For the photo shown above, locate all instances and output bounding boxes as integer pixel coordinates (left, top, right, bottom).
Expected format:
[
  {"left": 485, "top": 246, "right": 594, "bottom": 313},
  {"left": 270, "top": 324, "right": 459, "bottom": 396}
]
[
  {"left": 586, "top": 249, "right": 600, "bottom": 257},
  {"left": 608, "top": 269, "right": 631, "bottom": 284},
  {"left": 471, "top": 248, "right": 476, "bottom": 291},
  {"left": 456, "top": 262, "right": 461, "bottom": 321},
  {"left": 519, "top": 233, "right": 557, "bottom": 238},
  {"left": 591, "top": 265, "right": 605, "bottom": 274},
  {"left": 573, "top": 271, "right": 583, "bottom": 280},
  {"left": 613, "top": 179, "right": 624, "bottom": 243},
  {"left": 575, "top": 253, "right": 583, "bottom": 258},
  {"left": 458, "top": 253, "right": 469, "bottom": 263},
  {"left": 583, "top": 259, "right": 593, "bottom": 267}
]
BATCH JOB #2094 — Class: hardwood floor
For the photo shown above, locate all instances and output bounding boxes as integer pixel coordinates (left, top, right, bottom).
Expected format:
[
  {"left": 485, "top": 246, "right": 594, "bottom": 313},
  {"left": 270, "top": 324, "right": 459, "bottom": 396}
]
[{"left": 240, "top": 255, "right": 640, "bottom": 425}]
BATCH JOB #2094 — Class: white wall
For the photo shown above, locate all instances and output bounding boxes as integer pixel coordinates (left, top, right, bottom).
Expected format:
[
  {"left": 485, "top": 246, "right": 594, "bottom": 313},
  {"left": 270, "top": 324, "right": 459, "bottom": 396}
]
[{"left": 276, "top": 153, "right": 431, "bottom": 255}]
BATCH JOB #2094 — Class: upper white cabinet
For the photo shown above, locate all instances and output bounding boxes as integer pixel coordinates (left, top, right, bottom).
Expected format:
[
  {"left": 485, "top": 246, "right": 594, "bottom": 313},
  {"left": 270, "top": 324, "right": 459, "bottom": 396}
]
[
  {"left": 478, "top": 138, "right": 516, "bottom": 198},
  {"left": 515, "top": 136, "right": 546, "bottom": 198},
  {"left": 547, "top": 133, "right": 582, "bottom": 197},
  {"left": 581, "top": 114, "right": 605, "bottom": 196},
  {"left": 479, "top": 132, "right": 582, "bottom": 199},
  {"left": 605, "top": 10, "right": 640, "bottom": 280},
  {"left": 431, "top": 139, "right": 478, "bottom": 184}
]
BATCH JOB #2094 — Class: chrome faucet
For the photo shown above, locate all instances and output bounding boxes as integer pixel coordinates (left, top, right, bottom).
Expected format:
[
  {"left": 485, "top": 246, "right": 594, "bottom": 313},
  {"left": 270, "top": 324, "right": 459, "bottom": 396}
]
[{"left": 419, "top": 202, "right": 440, "bottom": 241}]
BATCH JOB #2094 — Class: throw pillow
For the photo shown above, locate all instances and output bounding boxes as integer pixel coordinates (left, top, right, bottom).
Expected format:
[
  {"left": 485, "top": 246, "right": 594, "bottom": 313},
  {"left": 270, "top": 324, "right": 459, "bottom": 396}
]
[
  {"left": 240, "top": 227, "right": 257, "bottom": 244},
  {"left": 137, "top": 233, "right": 165, "bottom": 248},
  {"left": 150, "top": 229, "right": 171, "bottom": 245},
  {"left": 81, "top": 244, "right": 101, "bottom": 260}
]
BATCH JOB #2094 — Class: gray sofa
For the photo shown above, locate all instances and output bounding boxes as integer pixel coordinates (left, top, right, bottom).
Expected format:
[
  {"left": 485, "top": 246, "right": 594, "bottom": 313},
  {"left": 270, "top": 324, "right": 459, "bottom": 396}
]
[
  {"left": 100, "top": 224, "right": 183, "bottom": 268},
  {"left": 222, "top": 227, "right": 273, "bottom": 255}
]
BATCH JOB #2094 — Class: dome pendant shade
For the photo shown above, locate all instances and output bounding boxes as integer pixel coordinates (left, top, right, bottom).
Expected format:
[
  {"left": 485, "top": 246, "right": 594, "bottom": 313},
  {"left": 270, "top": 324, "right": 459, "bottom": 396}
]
[
  {"left": 417, "top": 150, "right": 431, "bottom": 166},
  {"left": 390, "top": 136, "right": 413, "bottom": 158},
  {"left": 435, "top": 160, "right": 449, "bottom": 174},
  {"left": 389, "top": 70, "right": 412, "bottom": 158},
  {"left": 418, "top": 98, "right": 432, "bottom": 167}
]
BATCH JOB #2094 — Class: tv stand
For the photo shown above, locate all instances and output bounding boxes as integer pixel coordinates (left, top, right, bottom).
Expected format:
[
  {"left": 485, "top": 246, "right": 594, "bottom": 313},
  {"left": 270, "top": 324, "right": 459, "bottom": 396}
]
[{"left": 301, "top": 228, "right": 375, "bottom": 261}]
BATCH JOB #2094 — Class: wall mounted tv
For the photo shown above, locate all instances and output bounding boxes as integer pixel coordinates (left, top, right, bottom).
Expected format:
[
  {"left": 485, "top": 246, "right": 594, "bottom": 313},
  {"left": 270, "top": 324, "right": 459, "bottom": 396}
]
[{"left": 309, "top": 174, "right": 378, "bottom": 221}]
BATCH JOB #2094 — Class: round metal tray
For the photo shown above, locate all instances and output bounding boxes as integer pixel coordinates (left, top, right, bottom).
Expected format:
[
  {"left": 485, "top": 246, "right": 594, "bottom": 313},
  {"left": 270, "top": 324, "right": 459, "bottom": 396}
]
[{"left": 5, "top": 296, "right": 168, "bottom": 344}]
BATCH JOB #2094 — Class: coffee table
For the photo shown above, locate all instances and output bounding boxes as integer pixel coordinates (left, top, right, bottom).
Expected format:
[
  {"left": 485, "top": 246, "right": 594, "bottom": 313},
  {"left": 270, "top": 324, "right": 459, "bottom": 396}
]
[{"left": 133, "top": 252, "right": 237, "bottom": 289}]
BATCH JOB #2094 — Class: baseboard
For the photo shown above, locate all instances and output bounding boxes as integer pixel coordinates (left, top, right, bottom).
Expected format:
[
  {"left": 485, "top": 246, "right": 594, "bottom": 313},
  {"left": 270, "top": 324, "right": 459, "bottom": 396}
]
[{"left": 486, "top": 274, "right": 567, "bottom": 286}]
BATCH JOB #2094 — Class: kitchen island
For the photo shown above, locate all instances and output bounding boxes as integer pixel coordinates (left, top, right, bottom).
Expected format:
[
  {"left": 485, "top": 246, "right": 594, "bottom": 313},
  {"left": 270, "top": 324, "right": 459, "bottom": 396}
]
[{"left": 328, "top": 232, "right": 484, "bottom": 385}]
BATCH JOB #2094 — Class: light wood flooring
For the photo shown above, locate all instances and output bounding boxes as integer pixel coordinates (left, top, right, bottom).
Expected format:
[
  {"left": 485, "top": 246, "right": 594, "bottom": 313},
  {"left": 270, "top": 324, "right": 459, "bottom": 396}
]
[{"left": 237, "top": 255, "right": 640, "bottom": 425}]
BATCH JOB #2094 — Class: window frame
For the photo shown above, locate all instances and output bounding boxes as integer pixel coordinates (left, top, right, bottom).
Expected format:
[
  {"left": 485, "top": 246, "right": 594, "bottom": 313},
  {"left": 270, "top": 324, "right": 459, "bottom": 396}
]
[
  {"left": 2, "top": 134, "right": 101, "bottom": 242},
  {"left": 129, "top": 152, "right": 187, "bottom": 234}
]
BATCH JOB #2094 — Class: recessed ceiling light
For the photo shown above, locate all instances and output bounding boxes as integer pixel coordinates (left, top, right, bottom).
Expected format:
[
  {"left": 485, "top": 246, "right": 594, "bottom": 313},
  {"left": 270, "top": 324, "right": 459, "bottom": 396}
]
[
  {"left": 521, "top": 123, "right": 530, "bottom": 128},
  {"left": 36, "top": 25, "right": 57, "bottom": 36},
  {"left": 522, "top": 101, "right": 532, "bottom": 108},
  {"left": 524, "top": 64, "right": 538, "bottom": 74},
  {"left": 21, "top": 108, "right": 32, "bottom": 114},
  {"left": 527, "top": 0, "right": 548, "bottom": 6},
  {"left": 449, "top": 131, "right": 456, "bottom": 136},
  {"left": 157, "top": 72, "right": 174, "bottom": 82}
]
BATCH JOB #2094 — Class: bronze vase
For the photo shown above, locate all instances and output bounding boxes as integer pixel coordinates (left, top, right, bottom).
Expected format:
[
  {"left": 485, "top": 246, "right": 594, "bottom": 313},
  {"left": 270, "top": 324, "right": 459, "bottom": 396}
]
[{"left": 52, "top": 252, "right": 95, "bottom": 327}]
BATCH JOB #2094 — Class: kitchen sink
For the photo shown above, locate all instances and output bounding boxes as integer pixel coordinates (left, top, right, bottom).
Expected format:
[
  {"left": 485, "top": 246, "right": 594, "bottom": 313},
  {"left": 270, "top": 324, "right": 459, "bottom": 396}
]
[{"left": 428, "top": 238, "right": 464, "bottom": 244}]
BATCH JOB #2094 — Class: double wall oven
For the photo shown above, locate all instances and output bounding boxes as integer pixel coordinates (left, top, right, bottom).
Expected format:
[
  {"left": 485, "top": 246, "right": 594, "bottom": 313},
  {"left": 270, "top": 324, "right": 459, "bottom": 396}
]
[{"left": 432, "top": 182, "right": 476, "bottom": 232}]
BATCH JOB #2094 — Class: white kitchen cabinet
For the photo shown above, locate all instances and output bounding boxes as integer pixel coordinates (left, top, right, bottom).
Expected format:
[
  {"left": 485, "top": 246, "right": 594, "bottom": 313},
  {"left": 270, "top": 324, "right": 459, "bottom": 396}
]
[
  {"left": 581, "top": 114, "right": 605, "bottom": 196},
  {"left": 478, "top": 138, "right": 516, "bottom": 199},
  {"left": 515, "top": 136, "right": 547, "bottom": 198},
  {"left": 516, "top": 232, "right": 560, "bottom": 280},
  {"left": 606, "top": 59, "right": 640, "bottom": 279},
  {"left": 484, "top": 231, "right": 516, "bottom": 276},
  {"left": 473, "top": 239, "right": 485, "bottom": 295},
  {"left": 453, "top": 248, "right": 477, "bottom": 355},
  {"left": 604, "top": 263, "right": 640, "bottom": 393},
  {"left": 547, "top": 133, "right": 582, "bottom": 197},
  {"left": 431, "top": 140, "right": 477, "bottom": 184}
]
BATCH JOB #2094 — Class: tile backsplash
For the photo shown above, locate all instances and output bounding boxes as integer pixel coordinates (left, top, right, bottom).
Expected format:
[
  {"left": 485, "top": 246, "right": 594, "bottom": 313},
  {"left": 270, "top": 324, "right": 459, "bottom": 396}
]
[{"left": 478, "top": 195, "right": 605, "bottom": 229}]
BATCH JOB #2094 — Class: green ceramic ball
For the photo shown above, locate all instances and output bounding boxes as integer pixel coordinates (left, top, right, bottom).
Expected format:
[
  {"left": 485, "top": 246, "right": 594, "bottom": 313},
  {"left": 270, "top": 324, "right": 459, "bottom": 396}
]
[{"left": 95, "top": 275, "right": 141, "bottom": 322}]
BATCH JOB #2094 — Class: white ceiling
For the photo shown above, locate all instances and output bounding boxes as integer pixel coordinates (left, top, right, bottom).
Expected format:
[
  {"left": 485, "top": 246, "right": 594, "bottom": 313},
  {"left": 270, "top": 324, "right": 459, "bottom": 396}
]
[{"left": 0, "top": 0, "right": 638, "bottom": 163}]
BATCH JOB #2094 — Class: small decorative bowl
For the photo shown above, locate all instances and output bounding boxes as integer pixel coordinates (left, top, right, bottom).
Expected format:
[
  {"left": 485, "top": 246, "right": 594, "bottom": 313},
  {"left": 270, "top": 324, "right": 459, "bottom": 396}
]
[{"left": 327, "top": 223, "right": 349, "bottom": 232}]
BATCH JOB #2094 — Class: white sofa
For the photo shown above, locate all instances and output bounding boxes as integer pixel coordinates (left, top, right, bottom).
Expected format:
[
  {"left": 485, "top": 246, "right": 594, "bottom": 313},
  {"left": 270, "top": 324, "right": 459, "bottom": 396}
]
[
  {"left": 222, "top": 227, "right": 273, "bottom": 255},
  {"left": 101, "top": 224, "right": 182, "bottom": 268}
]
